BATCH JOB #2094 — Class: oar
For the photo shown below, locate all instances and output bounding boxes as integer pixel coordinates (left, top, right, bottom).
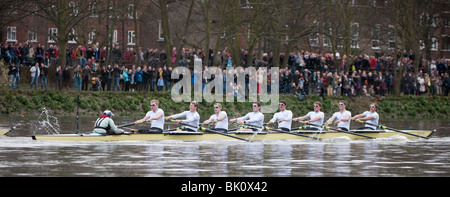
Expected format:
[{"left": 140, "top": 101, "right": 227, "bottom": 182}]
[
  {"left": 117, "top": 119, "right": 150, "bottom": 128},
  {"left": 168, "top": 119, "right": 252, "bottom": 142},
  {"left": 117, "top": 122, "right": 138, "bottom": 128},
  {"left": 358, "top": 120, "right": 429, "bottom": 139},
  {"left": 3, "top": 126, "right": 16, "bottom": 136},
  {"left": 264, "top": 125, "right": 321, "bottom": 141},
  {"left": 298, "top": 121, "right": 375, "bottom": 140}
]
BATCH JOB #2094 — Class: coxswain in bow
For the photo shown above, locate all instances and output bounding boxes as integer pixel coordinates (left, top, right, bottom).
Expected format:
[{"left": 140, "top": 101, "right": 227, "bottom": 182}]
[{"left": 92, "top": 110, "right": 124, "bottom": 135}]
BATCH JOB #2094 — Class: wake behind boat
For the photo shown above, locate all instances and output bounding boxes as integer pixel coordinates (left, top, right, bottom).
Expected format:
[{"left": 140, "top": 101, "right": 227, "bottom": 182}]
[{"left": 30, "top": 129, "right": 434, "bottom": 142}]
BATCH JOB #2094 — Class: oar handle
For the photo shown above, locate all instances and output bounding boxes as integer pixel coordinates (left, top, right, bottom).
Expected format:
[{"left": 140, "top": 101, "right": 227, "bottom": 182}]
[
  {"left": 167, "top": 119, "right": 199, "bottom": 129},
  {"left": 118, "top": 119, "right": 151, "bottom": 128},
  {"left": 241, "top": 123, "right": 265, "bottom": 129},
  {"left": 296, "top": 120, "right": 323, "bottom": 128},
  {"left": 117, "top": 122, "right": 136, "bottom": 128}
]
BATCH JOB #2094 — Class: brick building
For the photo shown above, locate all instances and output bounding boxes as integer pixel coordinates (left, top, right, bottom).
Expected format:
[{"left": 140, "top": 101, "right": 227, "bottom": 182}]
[{"left": 1, "top": 0, "right": 449, "bottom": 63}]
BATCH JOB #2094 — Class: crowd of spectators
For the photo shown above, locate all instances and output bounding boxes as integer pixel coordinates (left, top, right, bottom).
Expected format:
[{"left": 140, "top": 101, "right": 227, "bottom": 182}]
[{"left": 2, "top": 41, "right": 450, "bottom": 97}]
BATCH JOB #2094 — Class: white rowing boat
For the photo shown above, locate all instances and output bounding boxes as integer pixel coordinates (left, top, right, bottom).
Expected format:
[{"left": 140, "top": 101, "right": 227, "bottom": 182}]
[{"left": 30, "top": 129, "right": 434, "bottom": 141}]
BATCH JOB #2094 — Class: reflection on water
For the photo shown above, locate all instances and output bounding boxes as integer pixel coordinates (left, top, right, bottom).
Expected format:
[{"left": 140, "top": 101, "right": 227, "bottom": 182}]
[{"left": 0, "top": 114, "right": 449, "bottom": 177}]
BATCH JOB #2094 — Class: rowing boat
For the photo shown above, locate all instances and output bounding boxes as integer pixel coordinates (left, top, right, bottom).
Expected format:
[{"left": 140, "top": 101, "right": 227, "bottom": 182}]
[
  {"left": 0, "top": 128, "right": 10, "bottom": 137},
  {"left": 30, "top": 129, "right": 434, "bottom": 141}
]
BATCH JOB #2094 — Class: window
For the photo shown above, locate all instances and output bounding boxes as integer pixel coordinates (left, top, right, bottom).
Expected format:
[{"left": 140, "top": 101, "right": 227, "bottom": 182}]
[
  {"left": 127, "top": 30, "right": 135, "bottom": 45},
  {"left": 420, "top": 13, "right": 438, "bottom": 27},
  {"left": 388, "top": 25, "right": 395, "bottom": 50},
  {"left": 372, "top": 24, "right": 380, "bottom": 49},
  {"left": 88, "top": 30, "right": 96, "bottom": 44},
  {"left": 89, "top": 2, "right": 98, "bottom": 18},
  {"left": 309, "top": 22, "right": 319, "bottom": 47},
  {"left": 69, "top": 1, "right": 78, "bottom": 17},
  {"left": 350, "top": 23, "right": 359, "bottom": 48},
  {"left": 128, "top": 4, "right": 137, "bottom": 19},
  {"left": 241, "top": 0, "right": 253, "bottom": 9},
  {"left": 323, "top": 27, "right": 332, "bottom": 47},
  {"left": 443, "top": 36, "right": 450, "bottom": 51},
  {"left": 431, "top": 37, "right": 438, "bottom": 51},
  {"left": 68, "top": 29, "right": 77, "bottom": 44},
  {"left": 7, "top": 27, "right": 17, "bottom": 42},
  {"left": 48, "top": 28, "right": 58, "bottom": 43},
  {"left": 420, "top": 37, "right": 438, "bottom": 51},
  {"left": 27, "top": 30, "right": 38, "bottom": 43},
  {"left": 113, "top": 30, "right": 118, "bottom": 45},
  {"left": 158, "top": 20, "right": 164, "bottom": 42},
  {"left": 310, "top": 34, "right": 319, "bottom": 47}
]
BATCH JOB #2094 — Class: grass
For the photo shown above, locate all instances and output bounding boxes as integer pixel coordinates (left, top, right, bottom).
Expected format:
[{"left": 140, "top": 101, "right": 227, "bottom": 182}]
[{"left": 0, "top": 89, "right": 448, "bottom": 121}]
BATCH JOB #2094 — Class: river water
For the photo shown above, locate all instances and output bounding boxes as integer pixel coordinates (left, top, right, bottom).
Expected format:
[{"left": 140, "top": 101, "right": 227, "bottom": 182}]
[{"left": 0, "top": 114, "right": 449, "bottom": 177}]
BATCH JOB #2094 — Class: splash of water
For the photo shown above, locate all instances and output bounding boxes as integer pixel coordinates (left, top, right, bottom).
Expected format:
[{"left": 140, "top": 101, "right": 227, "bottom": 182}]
[{"left": 36, "top": 108, "right": 61, "bottom": 135}]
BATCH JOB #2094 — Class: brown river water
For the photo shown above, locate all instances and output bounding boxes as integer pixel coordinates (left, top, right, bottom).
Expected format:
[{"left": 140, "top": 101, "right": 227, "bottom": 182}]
[{"left": 0, "top": 113, "right": 448, "bottom": 177}]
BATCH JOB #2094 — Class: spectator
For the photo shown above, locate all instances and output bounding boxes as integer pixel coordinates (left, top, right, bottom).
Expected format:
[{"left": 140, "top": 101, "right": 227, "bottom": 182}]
[
  {"left": 123, "top": 68, "right": 130, "bottom": 92},
  {"left": 163, "top": 66, "right": 172, "bottom": 91},
  {"left": 62, "top": 66, "right": 71, "bottom": 91},
  {"left": 40, "top": 63, "right": 48, "bottom": 89},
  {"left": 8, "top": 62, "right": 17, "bottom": 89},
  {"left": 379, "top": 78, "right": 387, "bottom": 97},
  {"left": 112, "top": 45, "right": 122, "bottom": 65},
  {"left": 76, "top": 46, "right": 86, "bottom": 67},
  {"left": 157, "top": 75, "right": 164, "bottom": 91},
  {"left": 444, "top": 73, "right": 450, "bottom": 96},
  {"left": 430, "top": 73, "right": 438, "bottom": 96},
  {"left": 81, "top": 65, "right": 91, "bottom": 91},
  {"left": 112, "top": 64, "right": 121, "bottom": 91},
  {"left": 73, "top": 65, "right": 81, "bottom": 91},
  {"left": 55, "top": 65, "right": 63, "bottom": 91},
  {"left": 135, "top": 66, "right": 143, "bottom": 91}
]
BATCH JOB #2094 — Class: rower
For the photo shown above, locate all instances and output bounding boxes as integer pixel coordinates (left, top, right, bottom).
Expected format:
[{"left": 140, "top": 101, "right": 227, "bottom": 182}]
[
  {"left": 292, "top": 101, "right": 324, "bottom": 130},
  {"left": 134, "top": 100, "right": 165, "bottom": 133},
  {"left": 203, "top": 103, "right": 228, "bottom": 133},
  {"left": 166, "top": 101, "right": 200, "bottom": 132},
  {"left": 267, "top": 100, "right": 293, "bottom": 132},
  {"left": 324, "top": 100, "right": 352, "bottom": 131},
  {"left": 93, "top": 110, "right": 124, "bottom": 135},
  {"left": 351, "top": 103, "right": 379, "bottom": 130},
  {"left": 229, "top": 102, "right": 264, "bottom": 131}
]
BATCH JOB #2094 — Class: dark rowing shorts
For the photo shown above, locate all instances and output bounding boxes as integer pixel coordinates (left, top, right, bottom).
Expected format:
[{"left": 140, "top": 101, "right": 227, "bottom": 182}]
[
  {"left": 338, "top": 127, "right": 349, "bottom": 131},
  {"left": 137, "top": 127, "right": 163, "bottom": 134},
  {"left": 356, "top": 127, "right": 375, "bottom": 130}
]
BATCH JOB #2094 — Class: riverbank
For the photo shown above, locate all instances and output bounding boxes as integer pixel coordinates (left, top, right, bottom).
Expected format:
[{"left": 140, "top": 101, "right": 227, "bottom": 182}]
[{"left": 0, "top": 89, "right": 448, "bottom": 120}]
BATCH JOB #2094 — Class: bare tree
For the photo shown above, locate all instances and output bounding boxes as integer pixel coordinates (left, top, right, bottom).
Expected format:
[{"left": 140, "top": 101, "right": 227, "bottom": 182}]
[
  {"left": 372, "top": 0, "right": 447, "bottom": 95},
  {"left": 28, "top": 0, "right": 98, "bottom": 68},
  {"left": 0, "top": 0, "right": 36, "bottom": 39}
]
